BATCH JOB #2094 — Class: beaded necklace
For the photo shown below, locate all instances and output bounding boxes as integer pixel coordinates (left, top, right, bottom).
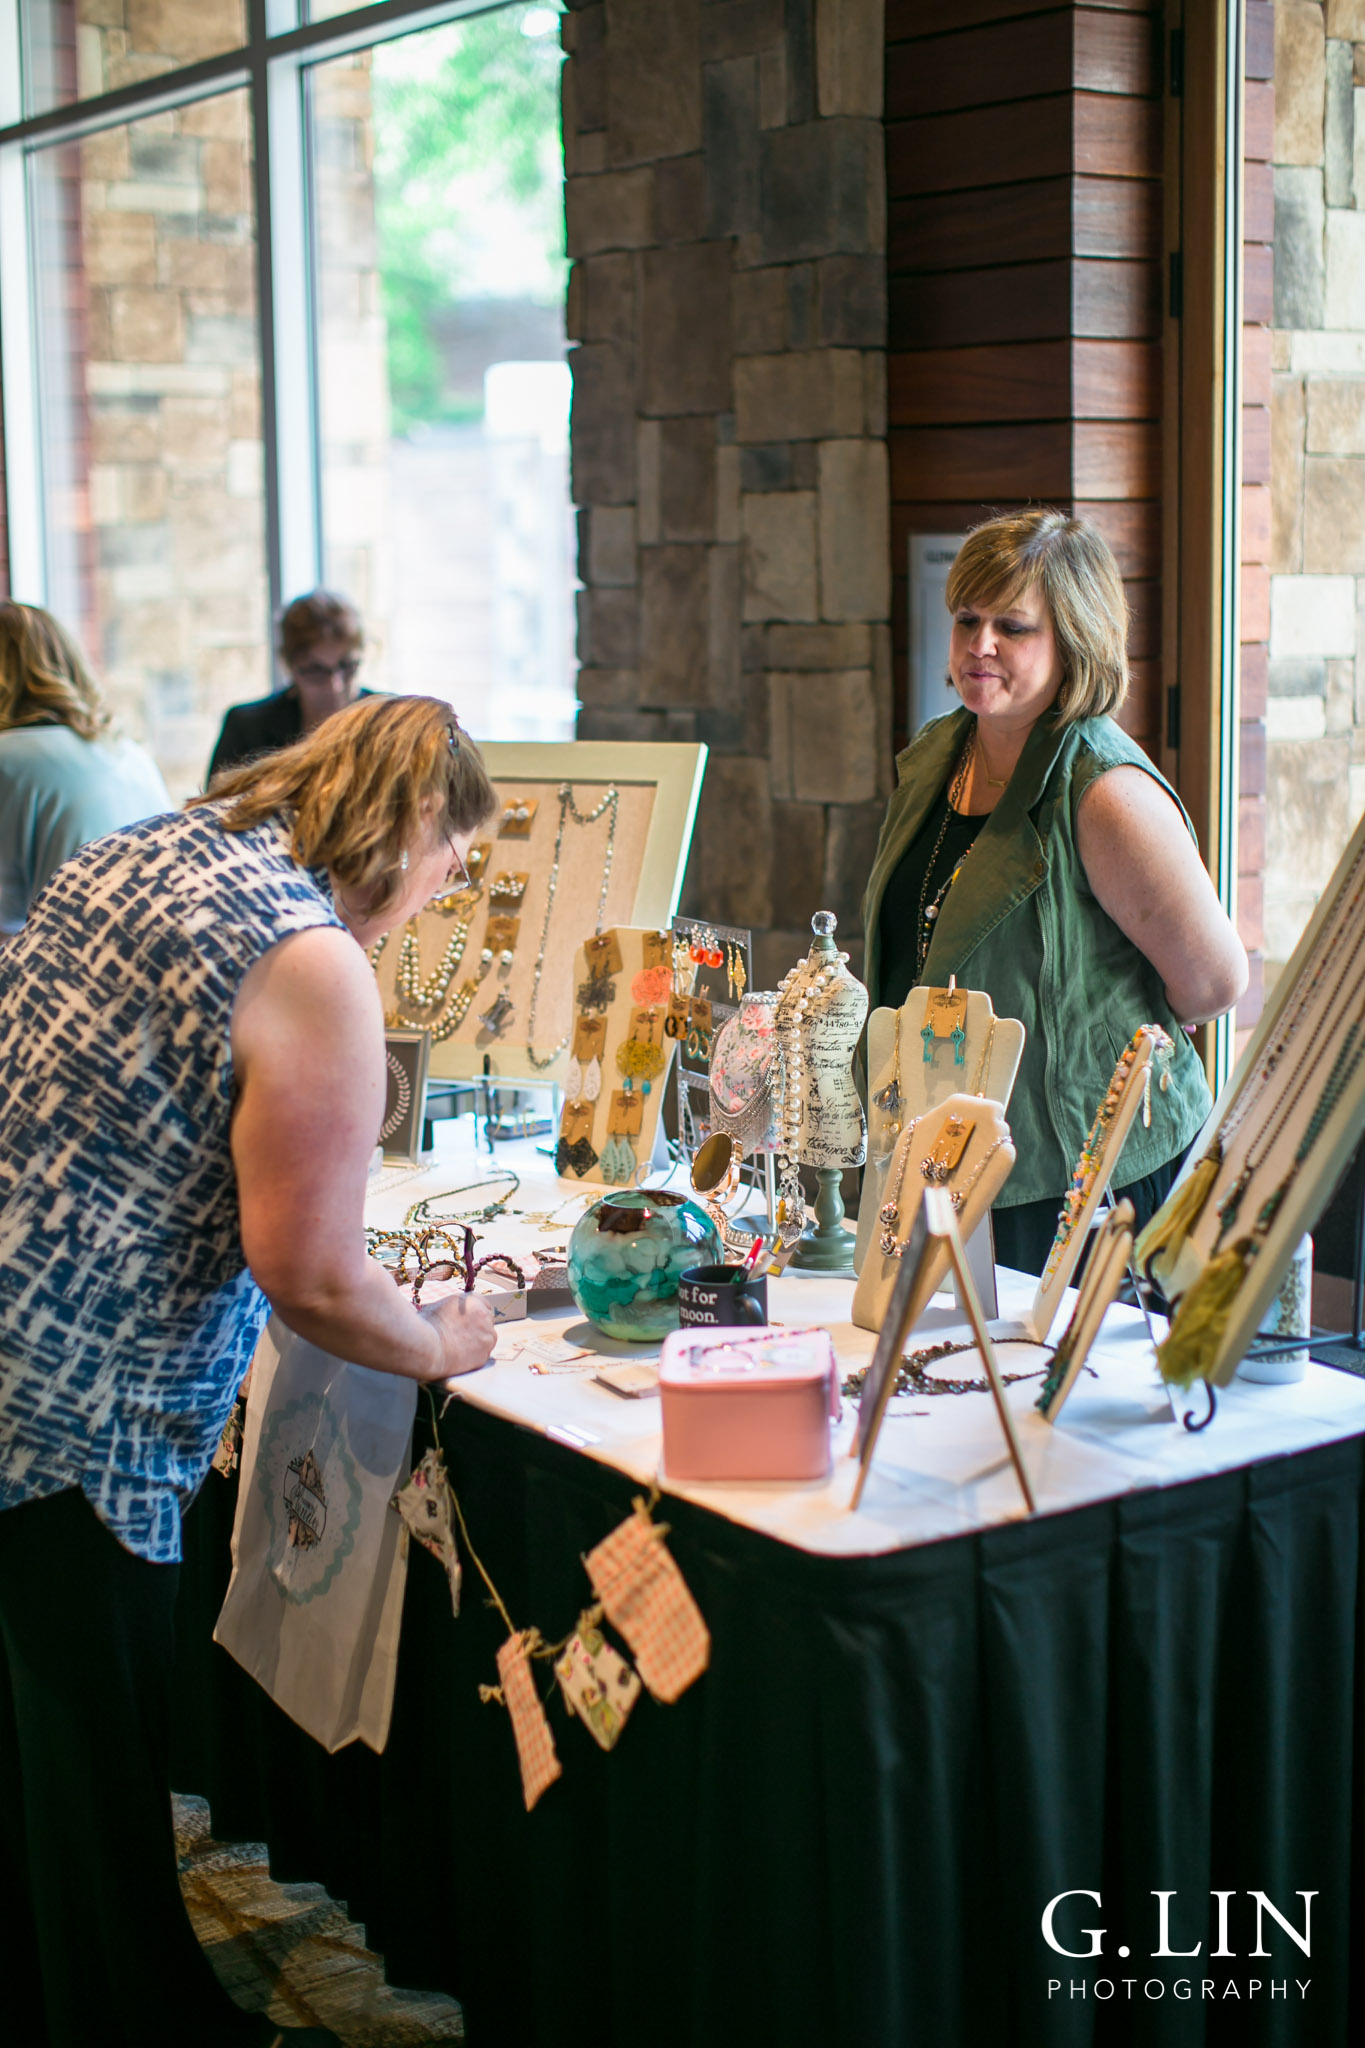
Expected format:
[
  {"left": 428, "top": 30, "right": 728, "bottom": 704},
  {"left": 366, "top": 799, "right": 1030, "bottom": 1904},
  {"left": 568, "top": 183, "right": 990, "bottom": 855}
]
[
  {"left": 524, "top": 782, "right": 620, "bottom": 1071},
  {"left": 1041, "top": 1027, "right": 1173, "bottom": 1285},
  {"left": 770, "top": 924, "right": 849, "bottom": 1239},
  {"left": 1138, "top": 842, "right": 1365, "bottom": 1285},
  {"left": 1211, "top": 879, "right": 1365, "bottom": 1243},
  {"left": 1159, "top": 998, "right": 1365, "bottom": 1386}
]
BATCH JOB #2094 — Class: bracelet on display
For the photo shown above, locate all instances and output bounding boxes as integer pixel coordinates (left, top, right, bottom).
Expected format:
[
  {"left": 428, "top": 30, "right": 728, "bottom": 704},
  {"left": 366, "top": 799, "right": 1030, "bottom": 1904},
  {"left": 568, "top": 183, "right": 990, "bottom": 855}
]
[{"left": 841, "top": 1338, "right": 1051, "bottom": 1402}]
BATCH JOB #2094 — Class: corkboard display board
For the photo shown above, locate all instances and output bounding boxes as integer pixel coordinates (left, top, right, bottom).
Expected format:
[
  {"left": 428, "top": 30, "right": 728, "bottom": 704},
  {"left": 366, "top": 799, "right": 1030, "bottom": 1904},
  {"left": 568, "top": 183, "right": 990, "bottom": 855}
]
[{"left": 371, "top": 742, "right": 705, "bottom": 1086}]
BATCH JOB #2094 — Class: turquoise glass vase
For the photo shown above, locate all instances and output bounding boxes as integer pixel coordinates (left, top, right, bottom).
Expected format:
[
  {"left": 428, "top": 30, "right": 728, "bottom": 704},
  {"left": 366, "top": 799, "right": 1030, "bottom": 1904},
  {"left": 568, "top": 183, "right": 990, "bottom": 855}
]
[{"left": 567, "top": 1189, "right": 722, "bottom": 1343}]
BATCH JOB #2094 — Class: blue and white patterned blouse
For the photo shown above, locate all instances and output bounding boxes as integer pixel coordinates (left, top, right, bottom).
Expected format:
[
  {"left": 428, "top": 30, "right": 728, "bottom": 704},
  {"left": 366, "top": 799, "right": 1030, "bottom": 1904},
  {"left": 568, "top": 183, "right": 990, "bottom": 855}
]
[{"left": 0, "top": 803, "right": 343, "bottom": 1561}]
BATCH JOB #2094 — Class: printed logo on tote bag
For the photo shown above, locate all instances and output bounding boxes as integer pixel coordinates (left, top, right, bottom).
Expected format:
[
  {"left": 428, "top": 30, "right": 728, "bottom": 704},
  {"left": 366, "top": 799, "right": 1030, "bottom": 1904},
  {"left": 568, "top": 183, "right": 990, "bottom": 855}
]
[{"left": 258, "top": 1395, "right": 364, "bottom": 1604}]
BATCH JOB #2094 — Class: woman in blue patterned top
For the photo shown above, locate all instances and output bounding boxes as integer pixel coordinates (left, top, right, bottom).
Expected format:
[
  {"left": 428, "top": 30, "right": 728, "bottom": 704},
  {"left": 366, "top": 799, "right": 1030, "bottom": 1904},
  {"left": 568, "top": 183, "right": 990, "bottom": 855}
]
[{"left": 0, "top": 694, "right": 499, "bottom": 2048}]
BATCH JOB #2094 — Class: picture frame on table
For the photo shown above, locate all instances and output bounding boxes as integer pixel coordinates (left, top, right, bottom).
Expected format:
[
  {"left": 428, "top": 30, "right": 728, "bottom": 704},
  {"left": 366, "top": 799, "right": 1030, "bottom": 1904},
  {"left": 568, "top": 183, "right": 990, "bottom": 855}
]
[{"left": 381, "top": 1029, "right": 430, "bottom": 1163}]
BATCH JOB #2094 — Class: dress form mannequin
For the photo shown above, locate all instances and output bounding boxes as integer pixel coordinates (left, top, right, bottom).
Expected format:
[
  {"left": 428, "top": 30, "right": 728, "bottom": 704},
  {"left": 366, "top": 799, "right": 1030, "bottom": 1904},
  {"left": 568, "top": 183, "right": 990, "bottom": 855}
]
[{"left": 775, "top": 911, "right": 867, "bottom": 1271}]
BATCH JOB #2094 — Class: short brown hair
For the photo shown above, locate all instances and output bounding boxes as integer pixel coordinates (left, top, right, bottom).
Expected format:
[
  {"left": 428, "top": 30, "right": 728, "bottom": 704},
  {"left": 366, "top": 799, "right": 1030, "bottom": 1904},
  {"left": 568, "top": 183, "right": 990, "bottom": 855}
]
[
  {"left": 278, "top": 589, "right": 363, "bottom": 670},
  {"left": 196, "top": 695, "right": 498, "bottom": 917},
  {"left": 0, "top": 602, "right": 108, "bottom": 741},
  {"left": 944, "top": 509, "right": 1129, "bottom": 721}
]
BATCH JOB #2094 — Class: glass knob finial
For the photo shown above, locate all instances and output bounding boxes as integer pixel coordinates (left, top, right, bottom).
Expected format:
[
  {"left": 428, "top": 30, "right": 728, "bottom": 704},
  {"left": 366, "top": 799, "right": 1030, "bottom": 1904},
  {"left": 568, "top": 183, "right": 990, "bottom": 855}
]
[{"left": 811, "top": 911, "right": 836, "bottom": 937}]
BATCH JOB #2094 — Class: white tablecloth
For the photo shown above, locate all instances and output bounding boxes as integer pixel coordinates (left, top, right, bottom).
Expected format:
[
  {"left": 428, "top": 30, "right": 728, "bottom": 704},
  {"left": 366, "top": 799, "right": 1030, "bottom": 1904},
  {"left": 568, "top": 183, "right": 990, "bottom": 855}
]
[{"left": 366, "top": 1123, "right": 1365, "bottom": 1558}]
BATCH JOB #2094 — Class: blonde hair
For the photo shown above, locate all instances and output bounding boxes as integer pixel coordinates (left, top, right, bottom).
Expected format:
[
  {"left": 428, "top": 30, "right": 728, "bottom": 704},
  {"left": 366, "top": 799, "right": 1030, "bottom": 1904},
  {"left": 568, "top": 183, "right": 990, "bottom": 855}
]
[
  {"left": 0, "top": 602, "right": 108, "bottom": 740},
  {"left": 196, "top": 694, "right": 498, "bottom": 917},
  {"left": 944, "top": 509, "right": 1129, "bottom": 721}
]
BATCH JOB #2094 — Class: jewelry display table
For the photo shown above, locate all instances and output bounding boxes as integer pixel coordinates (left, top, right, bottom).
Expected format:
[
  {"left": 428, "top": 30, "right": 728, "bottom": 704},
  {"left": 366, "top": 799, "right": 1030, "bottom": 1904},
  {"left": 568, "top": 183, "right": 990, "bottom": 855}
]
[{"left": 171, "top": 1124, "right": 1365, "bottom": 2047}]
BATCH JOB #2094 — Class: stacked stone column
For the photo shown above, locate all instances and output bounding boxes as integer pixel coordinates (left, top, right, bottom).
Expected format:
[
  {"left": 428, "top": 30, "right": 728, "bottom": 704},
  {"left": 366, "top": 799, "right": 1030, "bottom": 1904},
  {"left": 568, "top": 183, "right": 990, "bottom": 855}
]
[{"left": 563, "top": 0, "right": 891, "bottom": 981}]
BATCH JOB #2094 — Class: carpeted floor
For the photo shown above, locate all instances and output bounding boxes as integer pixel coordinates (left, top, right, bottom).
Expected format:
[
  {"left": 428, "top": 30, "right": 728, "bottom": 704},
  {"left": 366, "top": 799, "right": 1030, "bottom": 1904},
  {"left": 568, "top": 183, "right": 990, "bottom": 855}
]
[{"left": 174, "top": 1795, "right": 463, "bottom": 2045}]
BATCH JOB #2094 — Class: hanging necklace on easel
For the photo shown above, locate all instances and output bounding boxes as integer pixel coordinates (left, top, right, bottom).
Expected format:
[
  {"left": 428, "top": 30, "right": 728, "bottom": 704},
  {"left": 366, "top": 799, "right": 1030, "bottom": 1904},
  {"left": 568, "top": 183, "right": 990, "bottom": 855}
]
[
  {"left": 1211, "top": 913, "right": 1365, "bottom": 1245},
  {"left": 524, "top": 782, "right": 619, "bottom": 1071},
  {"left": 1138, "top": 835, "right": 1365, "bottom": 1282},
  {"left": 915, "top": 733, "right": 977, "bottom": 976},
  {"left": 871, "top": 1007, "right": 904, "bottom": 1164},
  {"left": 1159, "top": 996, "right": 1365, "bottom": 1386},
  {"left": 1043, "top": 1028, "right": 1173, "bottom": 1284},
  {"left": 877, "top": 1116, "right": 921, "bottom": 1255}
]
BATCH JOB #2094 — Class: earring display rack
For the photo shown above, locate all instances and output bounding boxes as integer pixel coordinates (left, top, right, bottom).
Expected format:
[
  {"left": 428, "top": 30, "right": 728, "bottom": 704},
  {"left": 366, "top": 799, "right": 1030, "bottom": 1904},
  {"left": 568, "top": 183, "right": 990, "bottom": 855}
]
[
  {"left": 851, "top": 1093, "right": 1016, "bottom": 1337},
  {"left": 669, "top": 914, "right": 753, "bottom": 1147},
  {"left": 856, "top": 984, "right": 1025, "bottom": 1276},
  {"left": 1136, "top": 802, "right": 1365, "bottom": 1388}
]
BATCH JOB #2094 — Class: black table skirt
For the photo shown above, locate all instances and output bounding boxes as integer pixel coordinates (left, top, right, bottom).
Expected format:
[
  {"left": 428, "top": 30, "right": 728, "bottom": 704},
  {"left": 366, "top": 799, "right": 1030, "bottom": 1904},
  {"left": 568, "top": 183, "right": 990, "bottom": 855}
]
[{"left": 171, "top": 1406, "right": 1365, "bottom": 2048}]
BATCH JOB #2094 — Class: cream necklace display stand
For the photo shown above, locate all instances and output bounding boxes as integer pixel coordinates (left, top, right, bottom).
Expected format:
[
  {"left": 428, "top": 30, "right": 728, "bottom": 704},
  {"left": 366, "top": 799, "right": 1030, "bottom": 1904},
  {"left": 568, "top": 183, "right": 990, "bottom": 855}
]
[
  {"left": 855, "top": 985, "right": 1025, "bottom": 1312},
  {"left": 851, "top": 1093, "right": 1016, "bottom": 1335}
]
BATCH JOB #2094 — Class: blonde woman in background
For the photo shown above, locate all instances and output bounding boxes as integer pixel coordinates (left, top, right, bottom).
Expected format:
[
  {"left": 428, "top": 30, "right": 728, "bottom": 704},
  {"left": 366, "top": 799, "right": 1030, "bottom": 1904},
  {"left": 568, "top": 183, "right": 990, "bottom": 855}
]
[
  {"left": 861, "top": 509, "right": 1247, "bottom": 1275},
  {"left": 0, "top": 600, "right": 170, "bottom": 935}
]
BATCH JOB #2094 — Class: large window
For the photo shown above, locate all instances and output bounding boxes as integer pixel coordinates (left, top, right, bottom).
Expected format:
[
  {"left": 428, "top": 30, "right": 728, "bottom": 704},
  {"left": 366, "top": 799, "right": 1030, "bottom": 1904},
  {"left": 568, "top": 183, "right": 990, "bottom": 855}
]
[{"left": 0, "top": 0, "right": 573, "bottom": 797}]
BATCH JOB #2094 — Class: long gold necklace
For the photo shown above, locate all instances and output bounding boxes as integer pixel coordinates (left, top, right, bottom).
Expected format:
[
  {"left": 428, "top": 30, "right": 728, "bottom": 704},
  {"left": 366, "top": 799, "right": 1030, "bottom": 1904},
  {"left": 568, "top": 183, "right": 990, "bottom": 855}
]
[
  {"left": 525, "top": 782, "right": 619, "bottom": 1070},
  {"left": 915, "top": 731, "right": 977, "bottom": 977}
]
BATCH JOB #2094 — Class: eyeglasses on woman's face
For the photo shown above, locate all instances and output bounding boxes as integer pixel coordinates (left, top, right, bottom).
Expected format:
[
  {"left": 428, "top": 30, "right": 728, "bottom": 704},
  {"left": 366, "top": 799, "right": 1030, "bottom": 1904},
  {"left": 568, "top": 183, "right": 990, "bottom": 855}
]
[{"left": 432, "top": 837, "right": 472, "bottom": 898}]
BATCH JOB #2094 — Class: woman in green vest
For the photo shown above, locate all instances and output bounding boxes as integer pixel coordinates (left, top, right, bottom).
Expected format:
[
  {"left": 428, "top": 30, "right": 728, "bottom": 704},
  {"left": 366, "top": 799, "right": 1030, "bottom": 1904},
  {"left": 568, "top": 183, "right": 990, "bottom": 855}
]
[{"left": 861, "top": 509, "right": 1247, "bottom": 1276}]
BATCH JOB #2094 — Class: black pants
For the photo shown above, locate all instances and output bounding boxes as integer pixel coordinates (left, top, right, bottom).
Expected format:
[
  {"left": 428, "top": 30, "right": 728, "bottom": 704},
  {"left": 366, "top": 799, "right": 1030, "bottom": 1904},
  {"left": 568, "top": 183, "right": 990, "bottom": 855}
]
[
  {"left": 990, "top": 1156, "right": 1183, "bottom": 1280},
  {"left": 0, "top": 1487, "right": 271, "bottom": 2048}
]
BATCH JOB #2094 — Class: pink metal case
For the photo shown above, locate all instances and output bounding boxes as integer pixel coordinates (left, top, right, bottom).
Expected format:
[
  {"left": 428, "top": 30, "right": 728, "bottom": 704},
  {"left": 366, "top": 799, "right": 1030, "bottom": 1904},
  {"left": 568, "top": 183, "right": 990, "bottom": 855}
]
[{"left": 658, "top": 1326, "right": 839, "bottom": 1482}]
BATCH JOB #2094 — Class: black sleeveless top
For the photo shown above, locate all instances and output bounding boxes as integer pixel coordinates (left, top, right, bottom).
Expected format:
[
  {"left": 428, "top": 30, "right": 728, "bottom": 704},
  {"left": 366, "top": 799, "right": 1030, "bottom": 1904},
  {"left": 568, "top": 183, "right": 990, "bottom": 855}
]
[{"left": 875, "top": 787, "right": 989, "bottom": 1011}]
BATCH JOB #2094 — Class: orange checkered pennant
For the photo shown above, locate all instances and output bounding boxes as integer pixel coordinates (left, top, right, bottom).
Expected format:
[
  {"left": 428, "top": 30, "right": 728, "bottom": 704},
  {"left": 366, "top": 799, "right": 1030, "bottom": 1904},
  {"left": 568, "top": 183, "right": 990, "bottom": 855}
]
[
  {"left": 492, "top": 1631, "right": 562, "bottom": 1812},
  {"left": 583, "top": 1500, "right": 710, "bottom": 1704}
]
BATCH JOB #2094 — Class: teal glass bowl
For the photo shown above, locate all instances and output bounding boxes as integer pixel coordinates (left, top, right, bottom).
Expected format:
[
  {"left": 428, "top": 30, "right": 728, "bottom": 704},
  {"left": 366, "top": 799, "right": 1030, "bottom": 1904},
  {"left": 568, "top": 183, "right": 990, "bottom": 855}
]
[{"left": 567, "top": 1189, "right": 723, "bottom": 1343}]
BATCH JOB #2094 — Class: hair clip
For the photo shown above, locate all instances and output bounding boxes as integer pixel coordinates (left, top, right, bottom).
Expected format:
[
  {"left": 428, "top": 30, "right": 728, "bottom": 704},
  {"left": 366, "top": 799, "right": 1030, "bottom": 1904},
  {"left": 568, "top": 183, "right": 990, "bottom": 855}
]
[{"left": 446, "top": 721, "right": 461, "bottom": 756}]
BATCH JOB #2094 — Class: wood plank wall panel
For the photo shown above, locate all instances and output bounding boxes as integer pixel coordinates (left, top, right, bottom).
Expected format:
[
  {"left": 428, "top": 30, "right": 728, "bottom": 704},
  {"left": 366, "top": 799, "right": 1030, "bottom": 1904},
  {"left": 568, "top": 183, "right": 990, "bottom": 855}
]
[
  {"left": 1236, "top": 0, "right": 1274, "bottom": 1041},
  {"left": 886, "top": 0, "right": 1163, "bottom": 755}
]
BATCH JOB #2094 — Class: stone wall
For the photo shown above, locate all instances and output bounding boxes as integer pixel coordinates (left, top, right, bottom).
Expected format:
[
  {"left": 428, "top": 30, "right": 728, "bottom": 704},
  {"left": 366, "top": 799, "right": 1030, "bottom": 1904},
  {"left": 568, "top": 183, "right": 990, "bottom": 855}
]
[
  {"left": 1269, "top": 0, "right": 1365, "bottom": 978},
  {"left": 562, "top": 0, "right": 892, "bottom": 982},
  {"left": 63, "top": 82, "right": 268, "bottom": 795}
]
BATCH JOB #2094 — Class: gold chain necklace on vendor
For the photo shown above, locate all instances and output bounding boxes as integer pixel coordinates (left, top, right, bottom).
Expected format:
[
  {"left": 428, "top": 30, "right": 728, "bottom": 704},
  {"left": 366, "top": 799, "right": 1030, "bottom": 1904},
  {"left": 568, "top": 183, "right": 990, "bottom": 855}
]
[{"left": 915, "top": 730, "right": 977, "bottom": 976}]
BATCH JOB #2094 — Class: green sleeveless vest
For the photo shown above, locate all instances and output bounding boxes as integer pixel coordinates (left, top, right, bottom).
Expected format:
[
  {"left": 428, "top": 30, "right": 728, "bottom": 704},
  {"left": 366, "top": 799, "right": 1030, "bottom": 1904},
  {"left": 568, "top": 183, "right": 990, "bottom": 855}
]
[{"left": 860, "top": 706, "right": 1213, "bottom": 1207}]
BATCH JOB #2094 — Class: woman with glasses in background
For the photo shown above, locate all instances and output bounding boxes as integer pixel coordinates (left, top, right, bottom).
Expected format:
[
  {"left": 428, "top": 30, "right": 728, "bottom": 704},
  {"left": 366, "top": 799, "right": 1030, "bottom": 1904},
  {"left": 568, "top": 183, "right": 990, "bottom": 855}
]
[{"left": 207, "top": 589, "right": 373, "bottom": 780}]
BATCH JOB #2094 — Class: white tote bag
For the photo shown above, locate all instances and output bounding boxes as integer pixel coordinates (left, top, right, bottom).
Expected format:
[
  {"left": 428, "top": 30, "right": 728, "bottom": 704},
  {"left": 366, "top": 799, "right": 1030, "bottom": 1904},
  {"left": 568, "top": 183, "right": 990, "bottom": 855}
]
[{"left": 214, "top": 1317, "right": 416, "bottom": 1753}]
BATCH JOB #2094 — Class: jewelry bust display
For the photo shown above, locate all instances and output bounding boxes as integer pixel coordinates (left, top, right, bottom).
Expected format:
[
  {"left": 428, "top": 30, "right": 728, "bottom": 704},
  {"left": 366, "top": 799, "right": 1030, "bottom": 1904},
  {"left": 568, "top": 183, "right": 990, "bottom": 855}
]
[{"left": 855, "top": 984, "right": 1025, "bottom": 1276}]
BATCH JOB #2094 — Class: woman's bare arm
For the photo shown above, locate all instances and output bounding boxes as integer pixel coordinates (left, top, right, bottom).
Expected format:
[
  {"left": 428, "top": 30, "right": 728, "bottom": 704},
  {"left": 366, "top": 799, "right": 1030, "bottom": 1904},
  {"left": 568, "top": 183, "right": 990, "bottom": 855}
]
[
  {"left": 229, "top": 926, "right": 495, "bottom": 1377},
  {"left": 1075, "top": 766, "right": 1249, "bottom": 1027}
]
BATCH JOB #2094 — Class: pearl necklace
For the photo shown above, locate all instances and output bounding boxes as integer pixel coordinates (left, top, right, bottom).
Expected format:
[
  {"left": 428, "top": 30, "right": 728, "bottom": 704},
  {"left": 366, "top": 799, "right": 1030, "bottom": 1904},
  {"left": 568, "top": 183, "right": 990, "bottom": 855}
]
[{"left": 770, "top": 942, "right": 850, "bottom": 1236}]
